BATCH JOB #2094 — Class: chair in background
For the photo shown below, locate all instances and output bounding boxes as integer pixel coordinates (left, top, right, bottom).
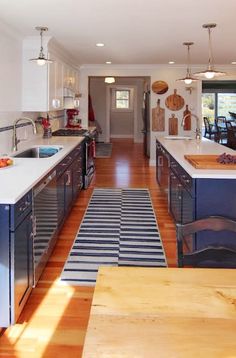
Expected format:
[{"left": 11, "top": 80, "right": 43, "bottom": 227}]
[
  {"left": 225, "top": 120, "right": 236, "bottom": 149},
  {"left": 229, "top": 111, "right": 236, "bottom": 121},
  {"left": 215, "top": 116, "right": 228, "bottom": 144},
  {"left": 176, "top": 216, "right": 236, "bottom": 268},
  {"left": 203, "top": 117, "right": 219, "bottom": 141}
]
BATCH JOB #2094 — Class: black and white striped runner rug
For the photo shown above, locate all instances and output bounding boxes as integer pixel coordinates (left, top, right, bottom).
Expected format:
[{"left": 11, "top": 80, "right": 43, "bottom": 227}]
[{"left": 61, "top": 188, "right": 167, "bottom": 285}]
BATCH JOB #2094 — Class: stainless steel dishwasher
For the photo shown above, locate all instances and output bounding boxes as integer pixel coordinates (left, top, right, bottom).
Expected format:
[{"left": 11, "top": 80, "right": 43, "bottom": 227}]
[{"left": 33, "top": 170, "right": 58, "bottom": 285}]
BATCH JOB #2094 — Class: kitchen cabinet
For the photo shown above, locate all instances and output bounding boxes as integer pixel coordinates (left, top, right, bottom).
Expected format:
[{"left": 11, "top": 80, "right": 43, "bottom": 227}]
[
  {"left": 63, "top": 64, "right": 78, "bottom": 93},
  {"left": 48, "top": 59, "right": 64, "bottom": 110},
  {"left": 22, "top": 38, "right": 78, "bottom": 111},
  {"left": 156, "top": 141, "right": 169, "bottom": 195},
  {"left": 156, "top": 138, "right": 236, "bottom": 257},
  {"left": 56, "top": 142, "right": 84, "bottom": 226},
  {"left": 22, "top": 52, "right": 64, "bottom": 112},
  {"left": 0, "top": 191, "right": 33, "bottom": 327},
  {"left": 169, "top": 156, "right": 194, "bottom": 225},
  {"left": 71, "top": 144, "right": 84, "bottom": 200}
]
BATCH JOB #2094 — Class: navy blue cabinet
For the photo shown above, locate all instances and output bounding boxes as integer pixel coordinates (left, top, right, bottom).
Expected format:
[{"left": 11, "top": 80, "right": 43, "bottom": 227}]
[
  {"left": 0, "top": 191, "right": 33, "bottom": 327},
  {"left": 56, "top": 142, "right": 84, "bottom": 226},
  {"left": 156, "top": 139, "right": 236, "bottom": 256},
  {"left": 156, "top": 141, "right": 169, "bottom": 195}
]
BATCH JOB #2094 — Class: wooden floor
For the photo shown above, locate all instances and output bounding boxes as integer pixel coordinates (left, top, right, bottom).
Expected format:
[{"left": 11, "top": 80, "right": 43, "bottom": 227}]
[{"left": 0, "top": 139, "right": 176, "bottom": 358}]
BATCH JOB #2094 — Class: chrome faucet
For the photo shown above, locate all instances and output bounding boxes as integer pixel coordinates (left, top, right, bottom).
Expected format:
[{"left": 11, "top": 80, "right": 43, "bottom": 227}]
[
  {"left": 12, "top": 117, "right": 37, "bottom": 151},
  {"left": 181, "top": 113, "right": 201, "bottom": 140}
]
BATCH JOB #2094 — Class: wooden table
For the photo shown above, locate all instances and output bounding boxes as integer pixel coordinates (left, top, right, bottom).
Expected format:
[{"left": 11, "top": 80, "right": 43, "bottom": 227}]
[{"left": 82, "top": 267, "right": 236, "bottom": 358}]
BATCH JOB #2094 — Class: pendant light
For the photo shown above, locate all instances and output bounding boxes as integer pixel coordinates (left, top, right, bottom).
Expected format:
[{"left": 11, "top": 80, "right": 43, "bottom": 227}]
[
  {"left": 29, "top": 27, "right": 53, "bottom": 66},
  {"left": 194, "top": 23, "right": 226, "bottom": 79},
  {"left": 177, "top": 42, "right": 198, "bottom": 85},
  {"left": 104, "top": 77, "right": 115, "bottom": 84}
]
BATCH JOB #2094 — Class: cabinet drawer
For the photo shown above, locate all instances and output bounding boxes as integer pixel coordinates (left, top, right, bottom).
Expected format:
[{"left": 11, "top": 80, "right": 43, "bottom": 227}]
[
  {"left": 170, "top": 157, "right": 193, "bottom": 193},
  {"left": 56, "top": 154, "right": 73, "bottom": 177},
  {"left": 10, "top": 191, "right": 32, "bottom": 230}
]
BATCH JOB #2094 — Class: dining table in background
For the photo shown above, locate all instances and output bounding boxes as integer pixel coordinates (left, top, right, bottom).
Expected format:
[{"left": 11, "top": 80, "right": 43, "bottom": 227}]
[{"left": 82, "top": 266, "right": 236, "bottom": 358}]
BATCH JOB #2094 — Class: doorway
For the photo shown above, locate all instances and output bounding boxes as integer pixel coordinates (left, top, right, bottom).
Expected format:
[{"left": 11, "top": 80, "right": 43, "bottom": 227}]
[{"left": 89, "top": 76, "right": 151, "bottom": 156}]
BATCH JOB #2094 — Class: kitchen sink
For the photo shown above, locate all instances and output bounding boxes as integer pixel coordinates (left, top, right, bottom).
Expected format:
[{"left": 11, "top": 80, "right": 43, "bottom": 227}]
[{"left": 13, "top": 145, "right": 63, "bottom": 158}]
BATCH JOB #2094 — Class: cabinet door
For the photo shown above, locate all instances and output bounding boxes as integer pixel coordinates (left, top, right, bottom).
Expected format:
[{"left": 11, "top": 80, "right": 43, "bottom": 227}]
[
  {"left": 55, "top": 61, "right": 64, "bottom": 109},
  {"left": 169, "top": 171, "right": 182, "bottom": 223},
  {"left": 64, "top": 166, "right": 73, "bottom": 214},
  {"left": 48, "top": 58, "right": 64, "bottom": 110},
  {"left": 57, "top": 173, "right": 65, "bottom": 225},
  {"left": 72, "top": 155, "right": 83, "bottom": 200},
  {"left": 156, "top": 144, "right": 162, "bottom": 185},
  {"left": 11, "top": 212, "right": 33, "bottom": 324},
  {"left": 182, "top": 187, "right": 194, "bottom": 224}
]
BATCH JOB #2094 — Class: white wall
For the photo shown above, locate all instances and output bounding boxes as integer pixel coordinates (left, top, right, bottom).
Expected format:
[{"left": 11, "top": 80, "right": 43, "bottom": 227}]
[
  {"left": 89, "top": 77, "right": 145, "bottom": 142},
  {"left": 80, "top": 65, "right": 236, "bottom": 164},
  {"left": 79, "top": 64, "right": 202, "bottom": 164},
  {"left": 0, "top": 21, "right": 66, "bottom": 155}
]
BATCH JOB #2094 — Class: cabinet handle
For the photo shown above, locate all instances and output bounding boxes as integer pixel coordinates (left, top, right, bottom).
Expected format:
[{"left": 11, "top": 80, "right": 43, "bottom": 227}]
[
  {"left": 158, "top": 156, "right": 163, "bottom": 166},
  {"left": 32, "top": 216, "right": 37, "bottom": 236},
  {"left": 65, "top": 170, "right": 71, "bottom": 186}
]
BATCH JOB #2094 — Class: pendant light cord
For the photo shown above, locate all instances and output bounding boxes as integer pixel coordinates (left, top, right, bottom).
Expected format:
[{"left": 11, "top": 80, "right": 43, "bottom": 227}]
[
  {"left": 186, "top": 44, "right": 191, "bottom": 77},
  {"left": 208, "top": 27, "right": 213, "bottom": 70},
  {"left": 39, "top": 29, "right": 44, "bottom": 58}
]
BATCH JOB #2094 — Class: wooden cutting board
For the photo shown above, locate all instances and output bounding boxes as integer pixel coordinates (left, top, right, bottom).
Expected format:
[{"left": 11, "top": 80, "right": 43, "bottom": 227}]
[
  {"left": 183, "top": 104, "right": 191, "bottom": 130},
  {"left": 151, "top": 80, "right": 168, "bottom": 94},
  {"left": 184, "top": 155, "right": 236, "bottom": 169},
  {"left": 165, "top": 89, "right": 185, "bottom": 111},
  {"left": 169, "top": 114, "right": 178, "bottom": 135},
  {"left": 152, "top": 99, "right": 165, "bottom": 131}
]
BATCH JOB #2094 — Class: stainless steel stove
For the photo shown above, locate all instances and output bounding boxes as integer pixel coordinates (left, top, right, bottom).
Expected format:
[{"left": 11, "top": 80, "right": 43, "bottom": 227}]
[
  {"left": 52, "top": 128, "right": 95, "bottom": 189},
  {"left": 52, "top": 128, "right": 89, "bottom": 136}
]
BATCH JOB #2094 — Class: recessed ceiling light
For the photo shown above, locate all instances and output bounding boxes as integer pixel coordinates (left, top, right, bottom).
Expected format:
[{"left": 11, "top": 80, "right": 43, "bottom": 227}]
[
  {"left": 231, "top": 61, "right": 236, "bottom": 65},
  {"left": 96, "top": 43, "right": 105, "bottom": 47},
  {"left": 106, "top": 61, "right": 112, "bottom": 64},
  {"left": 168, "top": 61, "right": 175, "bottom": 64}
]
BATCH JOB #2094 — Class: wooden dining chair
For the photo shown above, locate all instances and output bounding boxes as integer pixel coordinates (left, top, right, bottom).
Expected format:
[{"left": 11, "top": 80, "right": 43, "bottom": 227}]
[
  {"left": 203, "top": 117, "right": 219, "bottom": 141},
  {"left": 215, "top": 116, "right": 228, "bottom": 143},
  {"left": 225, "top": 120, "right": 236, "bottom": 149},
  {"left": 176, "top": 216, "right": 236, "bottom": 268}
]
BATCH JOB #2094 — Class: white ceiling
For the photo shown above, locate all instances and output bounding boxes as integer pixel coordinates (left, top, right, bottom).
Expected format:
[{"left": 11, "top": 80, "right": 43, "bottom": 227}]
[{"left": 0, "top": 0, "right": 236, "bottom": 66}]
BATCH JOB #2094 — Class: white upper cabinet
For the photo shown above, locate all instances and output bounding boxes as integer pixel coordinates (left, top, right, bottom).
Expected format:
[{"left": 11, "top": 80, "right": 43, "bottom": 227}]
[
  {"left": 22, "top": 37, "right": 79, "bottom": 112},
  {"left": 48, "top": 57, "right": 64, "bottom": 111},
  {"left": 63, "top": 64, "right": 78, "bottom": 94}
]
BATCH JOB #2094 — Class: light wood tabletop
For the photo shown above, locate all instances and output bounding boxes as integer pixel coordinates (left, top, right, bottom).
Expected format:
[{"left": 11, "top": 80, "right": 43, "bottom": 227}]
[{"left": 82, "top": 266, "right": 236, "bottom": 358}]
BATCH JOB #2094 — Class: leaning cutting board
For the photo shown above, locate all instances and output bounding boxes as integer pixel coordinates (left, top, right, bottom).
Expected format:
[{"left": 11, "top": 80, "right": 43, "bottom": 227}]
[
  {"left": 183, "top": 104, "right": 191, "bottom": 130},
  {"left": 169, "top": 114, "right": 178, "bottom": 135},
  {"left": 152, "top": 99, "right": 165, "bottom": 131},
  {"left": 165, "top": 89, "right": 185, "bottom": 111},
  {"left": 184, "top": 155, "right": 236, "bottom": 169}
]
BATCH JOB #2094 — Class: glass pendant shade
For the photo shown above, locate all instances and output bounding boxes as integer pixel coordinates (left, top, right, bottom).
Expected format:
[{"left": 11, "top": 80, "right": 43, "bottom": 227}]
[
  {"left": 104, "top": 77, "right": 115, "bottom": 84},
  {"left": 193, "top": 23, "right": 226, "bottom": 79},
  {"left": 176, "top": 42, "right": 197, "bottom": 85},
  {"left": 29, "top": 27, "right": 53, "bottom": 66}
]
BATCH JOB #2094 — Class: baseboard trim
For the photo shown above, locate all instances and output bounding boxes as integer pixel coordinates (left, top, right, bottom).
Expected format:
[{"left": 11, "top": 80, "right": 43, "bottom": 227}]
[
  {"left": 149, "top": 159, "right": 156, "bottom": 166},
  {"left": 110, "top": 134, "right": 133, "bottom": 138}
]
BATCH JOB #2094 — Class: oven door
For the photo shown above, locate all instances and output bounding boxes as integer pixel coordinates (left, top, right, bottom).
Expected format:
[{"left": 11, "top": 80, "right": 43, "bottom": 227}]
[{"left": 84, "top": 138, "right": 95, "bottom": 189}]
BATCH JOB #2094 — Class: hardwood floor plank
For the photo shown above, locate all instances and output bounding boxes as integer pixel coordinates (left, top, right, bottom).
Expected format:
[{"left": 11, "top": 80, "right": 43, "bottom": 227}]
[{"left": 0, "top": 139, "right": 176, "bottom": 357}]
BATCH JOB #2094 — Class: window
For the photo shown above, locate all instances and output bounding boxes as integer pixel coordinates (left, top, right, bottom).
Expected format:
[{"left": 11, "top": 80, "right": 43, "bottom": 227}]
[
  {"left": 115, "top": 90, "right": 130, "bottom": 109},
  {"left": 111, "top": 88, "right": 134, "bottom": 112},
  {"left": 202, "top": 93, "right": 215, "bottom": 123},
  {"left": 202, "top": 81, "right": 236, "bottom": 123}
]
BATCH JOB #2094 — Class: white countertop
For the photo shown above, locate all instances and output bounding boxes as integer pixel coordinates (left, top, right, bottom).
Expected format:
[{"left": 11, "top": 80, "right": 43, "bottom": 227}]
[
  {"left": 0, "top": 136, "right": 84, "bottom": 204},
  {"left": 156, "top": 136, "right": 236, "bottom": 179}
]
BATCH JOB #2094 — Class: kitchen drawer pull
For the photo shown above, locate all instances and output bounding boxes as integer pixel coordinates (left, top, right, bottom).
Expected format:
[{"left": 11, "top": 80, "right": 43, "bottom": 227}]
[{"left": 65, "top": 170, "right": 71, "bottom": 185}]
